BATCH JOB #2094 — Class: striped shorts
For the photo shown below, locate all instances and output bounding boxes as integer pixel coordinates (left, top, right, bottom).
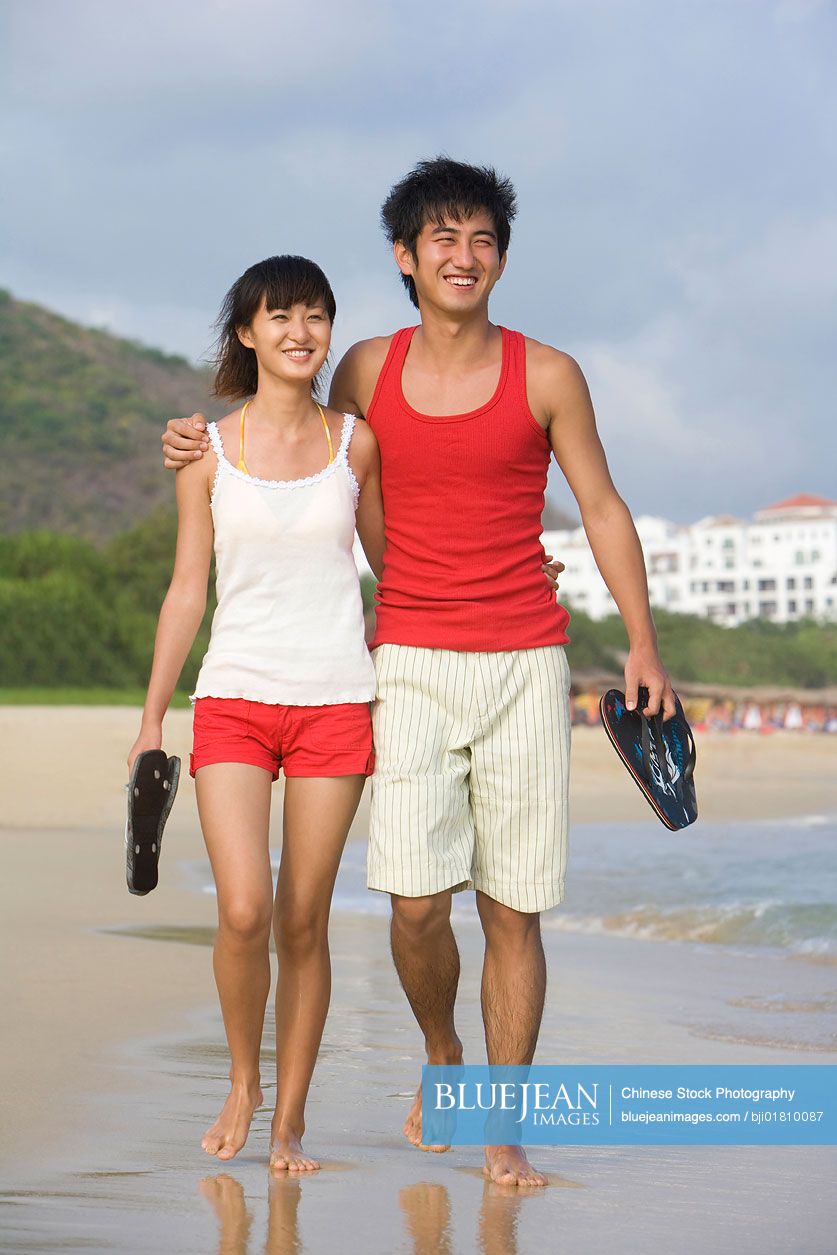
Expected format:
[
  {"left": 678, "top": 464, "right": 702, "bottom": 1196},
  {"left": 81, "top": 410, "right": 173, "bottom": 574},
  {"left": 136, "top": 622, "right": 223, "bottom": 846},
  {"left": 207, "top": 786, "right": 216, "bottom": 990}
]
[{"left": 367, "top": 644, "right": 571, "bottom": 913}]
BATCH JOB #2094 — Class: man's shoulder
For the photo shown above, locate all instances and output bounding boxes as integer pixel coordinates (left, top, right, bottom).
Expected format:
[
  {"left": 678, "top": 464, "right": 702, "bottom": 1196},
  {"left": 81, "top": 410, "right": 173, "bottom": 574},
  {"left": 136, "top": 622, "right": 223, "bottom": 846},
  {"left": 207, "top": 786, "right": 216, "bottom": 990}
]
[
  {"left": 519, "top": 334, "right": 584, "bottom": 385},
  {"left": 515, "top": 334, "right": 590, "bottom": 426},
  {"left": 332, "top": 332, "right": 407, "bottom": 416},
  {"left": 339, "top": 333, "right": 399, "bottom": 373}
]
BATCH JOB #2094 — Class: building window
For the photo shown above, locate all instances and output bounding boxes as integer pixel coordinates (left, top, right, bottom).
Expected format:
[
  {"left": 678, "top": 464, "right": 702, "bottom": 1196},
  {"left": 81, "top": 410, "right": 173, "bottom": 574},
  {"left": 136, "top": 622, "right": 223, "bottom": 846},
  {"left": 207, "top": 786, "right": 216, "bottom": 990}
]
[
  {"left": 726, "top": 603, "right": 737, "bottom": 616},
  {"left": 804, "top": 576, "right": 814, "bottom": 589},
  {"left": 787, "top": 577, "right": 796, "bottom": 590},
  {"left": 812, "top": 549, "right": 821, "bottom": 561},
  {"left": 788, "top": 599, "right": 797, "bottom": 613},
  {"left": 759, "top": 601, "right": 778, "bottom": 616},
  {"left": 795, "top": 551, "right": 804, "bottom": 564},
  {"left": 805, "top": 599, "right": 815, "bottom": 613},
  {"left": 742, "top": 579, "right": 749, "bottom": 590},
  {"left": 717, "top": 580, "right": 735, "bottom": 593},
  {"left": 758, "top": 579, "right": 777, "bottom": 592}
]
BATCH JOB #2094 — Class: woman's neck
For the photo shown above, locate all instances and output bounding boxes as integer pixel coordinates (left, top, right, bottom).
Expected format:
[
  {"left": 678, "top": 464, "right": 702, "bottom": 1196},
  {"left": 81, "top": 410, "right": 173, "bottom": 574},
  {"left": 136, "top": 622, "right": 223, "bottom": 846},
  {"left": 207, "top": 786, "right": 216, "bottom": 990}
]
[{"left": 249, "top": 374, "right": 319, "bottom": 434}]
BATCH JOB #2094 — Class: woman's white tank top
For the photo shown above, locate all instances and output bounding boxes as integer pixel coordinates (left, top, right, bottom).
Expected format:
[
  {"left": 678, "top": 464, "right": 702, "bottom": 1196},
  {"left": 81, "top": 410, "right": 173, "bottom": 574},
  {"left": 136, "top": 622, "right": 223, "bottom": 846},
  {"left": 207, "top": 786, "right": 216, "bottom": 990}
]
[{"left": 191, "top": 413, "right": 376, "bottom": 706}]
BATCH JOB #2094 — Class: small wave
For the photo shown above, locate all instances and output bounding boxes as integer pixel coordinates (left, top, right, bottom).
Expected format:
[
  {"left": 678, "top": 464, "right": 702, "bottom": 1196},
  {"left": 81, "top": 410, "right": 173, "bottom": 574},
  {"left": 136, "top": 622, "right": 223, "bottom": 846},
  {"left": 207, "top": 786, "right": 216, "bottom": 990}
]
[
  {"left": 687, "top": 1024, "right": 837, "bottom": 1053},
  {"left": 545, "top": 900, "right": 837, "bottom": 960},
  {"left": 727, "top": 992, "right": 837, "bottom": 1014}
]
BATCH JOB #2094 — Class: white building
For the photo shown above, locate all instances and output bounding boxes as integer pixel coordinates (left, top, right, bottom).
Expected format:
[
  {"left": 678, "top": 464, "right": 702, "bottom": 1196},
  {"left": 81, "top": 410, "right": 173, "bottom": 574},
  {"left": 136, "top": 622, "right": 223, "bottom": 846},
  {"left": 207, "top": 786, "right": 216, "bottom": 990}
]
[{"left": 542, "top": 494, "right": 837, "bottom": 627}]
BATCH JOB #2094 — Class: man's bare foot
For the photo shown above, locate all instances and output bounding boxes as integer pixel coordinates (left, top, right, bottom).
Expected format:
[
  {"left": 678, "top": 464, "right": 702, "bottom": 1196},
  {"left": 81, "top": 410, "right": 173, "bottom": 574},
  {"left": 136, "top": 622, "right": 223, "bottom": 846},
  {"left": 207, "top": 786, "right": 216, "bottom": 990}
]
[
  {"left": 269, "top": 1125, "right": 320, "bottom": 1172},
  {"left": 403, "top": 1085, "right": 455, "bottom": 1152},
  {"left": 201, "top": 1081, "right": 263, "bottom": 1161},
  {"left": 483, "top": 1145, "right": 547, "bottom": 1187}
]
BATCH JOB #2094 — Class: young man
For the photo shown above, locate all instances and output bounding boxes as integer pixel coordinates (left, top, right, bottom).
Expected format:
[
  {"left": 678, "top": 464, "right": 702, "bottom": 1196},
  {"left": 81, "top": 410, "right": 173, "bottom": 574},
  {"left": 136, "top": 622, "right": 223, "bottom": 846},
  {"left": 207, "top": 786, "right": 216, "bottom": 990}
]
[{"left": 163, "top": 158, "right": 675, "bottom": 1186}]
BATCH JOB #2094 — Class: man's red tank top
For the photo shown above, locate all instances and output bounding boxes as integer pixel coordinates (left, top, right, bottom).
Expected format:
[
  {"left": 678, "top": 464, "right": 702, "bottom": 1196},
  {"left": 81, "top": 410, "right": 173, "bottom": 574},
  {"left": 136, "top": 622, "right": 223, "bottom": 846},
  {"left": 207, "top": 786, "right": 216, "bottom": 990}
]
[{"left": 366, "top": 325, "right": 571, "bottom": 651}]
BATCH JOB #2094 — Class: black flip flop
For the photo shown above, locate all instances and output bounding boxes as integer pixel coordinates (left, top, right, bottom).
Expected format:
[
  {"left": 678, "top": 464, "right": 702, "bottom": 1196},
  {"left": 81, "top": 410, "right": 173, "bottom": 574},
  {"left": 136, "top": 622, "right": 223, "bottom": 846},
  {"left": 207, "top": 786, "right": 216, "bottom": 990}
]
[
  {"left": 125, "top": 750, "right": 181, "bottom": 895},
  {"left": 599, "top": 687, "right": 698, "bottom": 830}
]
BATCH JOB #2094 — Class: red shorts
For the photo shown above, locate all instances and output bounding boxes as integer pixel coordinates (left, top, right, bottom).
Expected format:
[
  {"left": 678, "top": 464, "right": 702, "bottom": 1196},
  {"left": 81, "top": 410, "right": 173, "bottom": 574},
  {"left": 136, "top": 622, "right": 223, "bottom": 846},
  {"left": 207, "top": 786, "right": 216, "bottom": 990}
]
[{"left": 190, "top": 698, "right": 375, "bottom": 780}]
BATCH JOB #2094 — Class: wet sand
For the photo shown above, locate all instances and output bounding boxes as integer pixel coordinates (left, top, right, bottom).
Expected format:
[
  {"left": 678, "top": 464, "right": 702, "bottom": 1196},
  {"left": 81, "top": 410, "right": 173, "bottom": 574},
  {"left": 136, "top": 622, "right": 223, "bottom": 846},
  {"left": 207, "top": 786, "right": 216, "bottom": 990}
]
[{"left": 1, "top": 707, "right": 836, "bottom": 1253}]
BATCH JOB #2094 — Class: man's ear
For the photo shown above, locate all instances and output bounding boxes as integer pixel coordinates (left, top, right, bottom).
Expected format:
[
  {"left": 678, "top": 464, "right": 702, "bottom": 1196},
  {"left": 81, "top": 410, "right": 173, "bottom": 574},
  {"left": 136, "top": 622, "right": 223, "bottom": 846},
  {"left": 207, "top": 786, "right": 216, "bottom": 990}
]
[
  {"left": 393, "top": 240, "right": 416, "bottom": 279},
  {"left": 497, "top": 252, "right": 508, "bottom": 280}
]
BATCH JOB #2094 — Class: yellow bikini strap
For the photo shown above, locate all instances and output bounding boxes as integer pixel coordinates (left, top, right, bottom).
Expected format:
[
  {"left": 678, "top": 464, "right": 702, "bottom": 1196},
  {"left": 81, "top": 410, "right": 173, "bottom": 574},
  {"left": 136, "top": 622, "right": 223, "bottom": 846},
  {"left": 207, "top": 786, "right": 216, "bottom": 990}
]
[
  {"left": 238, "top": 400, "right": 331, "bottom": 474},
  {"left": 237, "top": 400, "right": 250, "bottom": 474},
  {"left": 318, "top": 404, "right": 334, "bottom": 464}
]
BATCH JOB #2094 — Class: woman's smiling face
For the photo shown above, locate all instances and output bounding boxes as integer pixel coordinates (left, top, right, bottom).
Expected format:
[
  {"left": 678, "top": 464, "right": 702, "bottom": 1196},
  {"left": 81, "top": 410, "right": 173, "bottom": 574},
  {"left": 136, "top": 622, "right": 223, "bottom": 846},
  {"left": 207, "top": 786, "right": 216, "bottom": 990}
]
[{"left": 238, "top": 295, "right": 332, "bottom": 385}]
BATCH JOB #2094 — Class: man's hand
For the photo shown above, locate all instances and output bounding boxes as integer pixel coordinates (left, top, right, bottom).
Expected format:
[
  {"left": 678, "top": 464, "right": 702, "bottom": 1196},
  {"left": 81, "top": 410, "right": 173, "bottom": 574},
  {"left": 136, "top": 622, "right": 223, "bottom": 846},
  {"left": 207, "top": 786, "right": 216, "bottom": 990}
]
[
  {"left": 624, "top": 645, "right": 676, "bottom": 720},
  {"left": 542, "top": 553, "right": 565, "bottom": 592},
  {"left": 162, "top": 413, "right": 210, "bottom": 470}
]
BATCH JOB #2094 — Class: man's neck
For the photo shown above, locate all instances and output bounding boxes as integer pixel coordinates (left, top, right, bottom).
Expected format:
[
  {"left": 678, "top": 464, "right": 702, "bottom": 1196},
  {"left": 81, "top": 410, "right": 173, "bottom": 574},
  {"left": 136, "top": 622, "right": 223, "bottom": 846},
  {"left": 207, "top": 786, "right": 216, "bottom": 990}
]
[{"left": 411, "top": 306, "right": 500, "bottom": 370}]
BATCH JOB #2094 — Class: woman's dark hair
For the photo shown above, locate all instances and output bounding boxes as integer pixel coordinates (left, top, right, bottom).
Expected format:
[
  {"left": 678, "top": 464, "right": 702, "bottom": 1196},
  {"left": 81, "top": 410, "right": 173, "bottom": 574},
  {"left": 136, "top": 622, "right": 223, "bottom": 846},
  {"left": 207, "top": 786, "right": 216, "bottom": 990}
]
[
  {"left": 213, "top": 255, "right": 336, "bottom": 400},
  {"left": 380, "top": 156, "right": 517, "bottom": 308}
]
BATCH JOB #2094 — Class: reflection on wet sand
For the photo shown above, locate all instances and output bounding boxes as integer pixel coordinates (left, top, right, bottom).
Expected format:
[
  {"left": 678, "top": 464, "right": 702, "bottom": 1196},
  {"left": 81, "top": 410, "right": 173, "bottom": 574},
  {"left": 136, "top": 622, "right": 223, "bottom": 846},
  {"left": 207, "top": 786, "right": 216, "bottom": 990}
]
[
  {"left": 399, "top": 1182, "right": 454, "bottom": 1255},
  {"left": 200, "top": 1174, "right": 255, "bottom": 1253},
  {"left": 200, "top": 1171, "right": 545, "bottom": 1254}
]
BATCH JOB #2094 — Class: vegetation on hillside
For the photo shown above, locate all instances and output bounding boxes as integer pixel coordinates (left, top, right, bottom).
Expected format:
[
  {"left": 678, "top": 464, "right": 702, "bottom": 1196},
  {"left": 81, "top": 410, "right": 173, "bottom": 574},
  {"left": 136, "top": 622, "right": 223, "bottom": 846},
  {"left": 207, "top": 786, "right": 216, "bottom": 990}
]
[
  {"left": 1, "top": 516, "right": 834, "bottom": 693},
  {"left": 0, "top": 289, "right": 224, "bottom": 537}
]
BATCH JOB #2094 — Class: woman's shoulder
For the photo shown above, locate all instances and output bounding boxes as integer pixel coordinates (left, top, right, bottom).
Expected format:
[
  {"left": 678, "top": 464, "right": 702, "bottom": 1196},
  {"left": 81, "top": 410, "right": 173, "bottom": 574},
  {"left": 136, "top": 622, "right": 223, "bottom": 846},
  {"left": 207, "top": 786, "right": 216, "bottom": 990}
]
[
  {"left": 326, "top": 409, "right": 378, "bottom": 487},
  {"left": 320, "top": 406, "right": 375, "bottom": 450},
  {"left": 212, "top": 407, "right": 244, "bottom": 443}
]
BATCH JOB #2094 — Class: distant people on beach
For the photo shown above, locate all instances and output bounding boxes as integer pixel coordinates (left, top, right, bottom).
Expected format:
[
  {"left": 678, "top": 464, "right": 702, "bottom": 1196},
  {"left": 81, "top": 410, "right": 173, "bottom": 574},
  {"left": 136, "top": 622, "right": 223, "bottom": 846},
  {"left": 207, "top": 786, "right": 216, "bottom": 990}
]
[
  {"left": 130, "top": 255, "right": 386, "bottom": 1171},
  {"left": 569, "top": 690, "right": 837, "bottom": 732}
]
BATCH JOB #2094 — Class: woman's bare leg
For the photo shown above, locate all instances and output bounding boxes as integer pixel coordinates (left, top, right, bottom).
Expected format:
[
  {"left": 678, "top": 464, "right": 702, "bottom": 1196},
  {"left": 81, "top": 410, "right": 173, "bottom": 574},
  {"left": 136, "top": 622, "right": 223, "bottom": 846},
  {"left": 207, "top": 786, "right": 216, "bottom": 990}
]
[
  {"left": 269, "top": 774, "right": 365, "bottom": 1171},
  {"left": 196, "top": 762, "right": 274, "bottom": 1160}
]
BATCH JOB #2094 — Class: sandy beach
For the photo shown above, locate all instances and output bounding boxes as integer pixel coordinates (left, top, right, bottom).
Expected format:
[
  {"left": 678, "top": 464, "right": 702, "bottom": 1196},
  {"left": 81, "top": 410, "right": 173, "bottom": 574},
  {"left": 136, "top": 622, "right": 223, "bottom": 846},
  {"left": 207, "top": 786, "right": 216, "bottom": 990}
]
[{"left": 2, "top": 706, "right": 836, "bottom": 1253}]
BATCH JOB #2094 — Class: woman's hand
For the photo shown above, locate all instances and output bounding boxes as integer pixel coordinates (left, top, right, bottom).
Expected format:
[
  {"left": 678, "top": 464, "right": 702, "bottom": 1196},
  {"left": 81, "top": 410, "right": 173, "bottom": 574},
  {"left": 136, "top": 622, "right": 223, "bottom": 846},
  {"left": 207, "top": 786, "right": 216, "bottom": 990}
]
[{"left": 127, "top": 723, "right": 163, "bottom": 775}]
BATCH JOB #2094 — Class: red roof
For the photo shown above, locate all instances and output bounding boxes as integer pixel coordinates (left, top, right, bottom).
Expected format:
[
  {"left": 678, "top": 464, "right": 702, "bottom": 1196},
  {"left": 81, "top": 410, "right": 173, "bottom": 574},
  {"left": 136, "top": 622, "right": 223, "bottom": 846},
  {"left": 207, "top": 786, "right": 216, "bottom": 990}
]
[{"left": 759, "top": 493, "right": 837, "bottom": 511}]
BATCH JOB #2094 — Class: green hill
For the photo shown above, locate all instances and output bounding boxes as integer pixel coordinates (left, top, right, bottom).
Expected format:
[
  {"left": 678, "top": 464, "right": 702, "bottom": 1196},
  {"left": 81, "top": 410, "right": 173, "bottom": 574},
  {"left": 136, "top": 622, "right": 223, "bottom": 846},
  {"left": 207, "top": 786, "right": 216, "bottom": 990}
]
[
  {"left": 0, "top": 289, "right": 225, "bottom": 537},
  {"left": 0, "top": 289, "right": 578, "bottom": 538}
]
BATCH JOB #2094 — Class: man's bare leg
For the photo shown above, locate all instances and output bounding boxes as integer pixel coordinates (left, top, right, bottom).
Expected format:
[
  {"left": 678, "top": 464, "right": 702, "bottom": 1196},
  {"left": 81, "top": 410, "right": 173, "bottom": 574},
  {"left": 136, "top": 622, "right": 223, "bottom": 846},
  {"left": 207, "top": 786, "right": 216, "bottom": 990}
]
[
  {"left": 477, "top": 891, "right": 548, "bottom": 1187},
  {"left": 390, "top": 891, "right": 463, "bottom": 1149},
  {"left": 196, "top": 764, "right": 274, "bottom": 1161},
  {"left": 269, "top": 774, "right": 365, "bottom": 1172}
]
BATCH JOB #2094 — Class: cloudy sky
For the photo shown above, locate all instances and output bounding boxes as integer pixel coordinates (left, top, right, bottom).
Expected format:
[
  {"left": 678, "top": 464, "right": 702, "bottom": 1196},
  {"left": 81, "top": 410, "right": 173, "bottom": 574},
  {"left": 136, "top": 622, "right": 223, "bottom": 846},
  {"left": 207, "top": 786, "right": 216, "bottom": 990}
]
[{"left": 3, "top": 0, "right": 835, "bottom": 522}]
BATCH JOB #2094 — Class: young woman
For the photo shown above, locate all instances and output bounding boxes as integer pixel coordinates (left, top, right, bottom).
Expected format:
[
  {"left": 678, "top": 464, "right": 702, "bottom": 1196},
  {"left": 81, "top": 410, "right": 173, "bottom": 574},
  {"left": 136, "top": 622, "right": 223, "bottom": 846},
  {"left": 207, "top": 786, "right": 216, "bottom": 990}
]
[{"left": 127, "top": 255, "right": 385, "bottom": 1172}]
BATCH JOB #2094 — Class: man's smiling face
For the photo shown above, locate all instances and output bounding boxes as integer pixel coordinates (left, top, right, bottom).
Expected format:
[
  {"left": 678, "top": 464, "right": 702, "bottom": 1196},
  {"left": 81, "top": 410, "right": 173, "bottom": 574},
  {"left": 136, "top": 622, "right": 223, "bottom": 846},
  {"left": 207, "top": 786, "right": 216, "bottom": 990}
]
[{"left": 397, "top": 209, "right": 507, "bottom": 315}]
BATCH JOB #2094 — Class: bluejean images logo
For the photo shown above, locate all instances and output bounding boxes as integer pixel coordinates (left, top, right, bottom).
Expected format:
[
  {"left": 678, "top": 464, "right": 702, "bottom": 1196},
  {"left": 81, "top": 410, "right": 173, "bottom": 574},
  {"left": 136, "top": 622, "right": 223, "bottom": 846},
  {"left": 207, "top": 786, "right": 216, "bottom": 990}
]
[{"left": 421, "top": 1065, "right": 837, "bottom": 1146}]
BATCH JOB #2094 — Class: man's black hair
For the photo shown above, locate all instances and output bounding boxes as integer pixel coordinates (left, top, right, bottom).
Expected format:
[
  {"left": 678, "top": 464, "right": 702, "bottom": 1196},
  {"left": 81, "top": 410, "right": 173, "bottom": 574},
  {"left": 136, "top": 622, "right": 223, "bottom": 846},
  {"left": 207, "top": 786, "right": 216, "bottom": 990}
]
[{"left": 380, "top": 156, "right": 517, "bottom": 308}]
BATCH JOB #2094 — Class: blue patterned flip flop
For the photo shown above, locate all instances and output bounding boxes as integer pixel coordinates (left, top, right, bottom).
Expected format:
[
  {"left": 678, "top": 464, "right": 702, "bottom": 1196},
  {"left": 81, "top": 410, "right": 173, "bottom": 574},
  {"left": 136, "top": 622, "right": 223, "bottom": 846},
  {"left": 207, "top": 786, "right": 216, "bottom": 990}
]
[{"left": 599, "top": 688, "right": 697, "bottom": 830}]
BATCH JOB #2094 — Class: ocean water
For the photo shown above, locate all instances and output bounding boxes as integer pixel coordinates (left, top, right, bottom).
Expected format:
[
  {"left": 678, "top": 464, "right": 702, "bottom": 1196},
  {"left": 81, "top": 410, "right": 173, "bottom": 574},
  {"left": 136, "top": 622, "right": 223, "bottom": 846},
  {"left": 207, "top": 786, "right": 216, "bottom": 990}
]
[
  {"left": 183, "top": 813, "right": 837, "bottom": 966},
  {"left": 547, "top": 814, "right": 837, "bottom": 964}
]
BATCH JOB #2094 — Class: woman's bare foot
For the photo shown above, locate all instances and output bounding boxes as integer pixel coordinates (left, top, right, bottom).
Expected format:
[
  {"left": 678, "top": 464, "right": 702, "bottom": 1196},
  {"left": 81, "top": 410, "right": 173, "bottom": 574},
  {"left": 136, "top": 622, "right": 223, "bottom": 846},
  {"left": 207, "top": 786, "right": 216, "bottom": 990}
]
[
  {"left": 483, "top": 1145, "right": 547, "bottom": 1187},
  {"left": 269, "top": 1124, "right": 320, "bottom": 1172},
  {"left": 201, "top": 1081, "right": 263, "bottom": 1161}
]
